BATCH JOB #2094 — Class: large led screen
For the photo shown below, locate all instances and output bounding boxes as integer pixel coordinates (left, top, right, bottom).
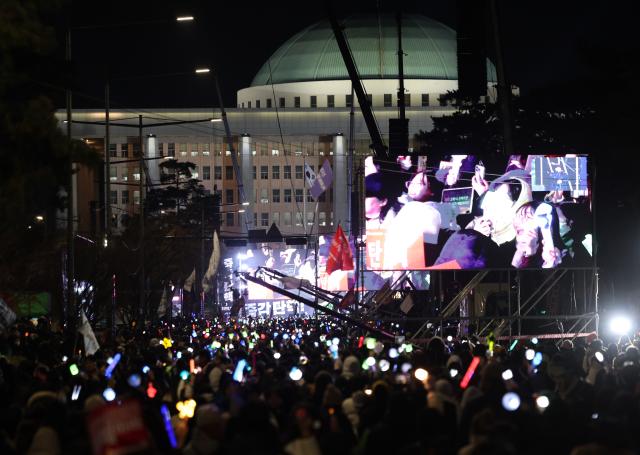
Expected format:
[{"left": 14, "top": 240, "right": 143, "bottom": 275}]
[{"left": 364, "top": 154, "right": 592, "bottom": 270}]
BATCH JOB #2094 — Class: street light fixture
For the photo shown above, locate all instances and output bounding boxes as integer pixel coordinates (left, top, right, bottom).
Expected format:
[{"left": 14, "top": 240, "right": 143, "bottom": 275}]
[
  {"left": 195, "top": 68, "right": 210, "bottom": 74},
  {"left": 176, "top": 16, "right": 195, "bottom": 22}
]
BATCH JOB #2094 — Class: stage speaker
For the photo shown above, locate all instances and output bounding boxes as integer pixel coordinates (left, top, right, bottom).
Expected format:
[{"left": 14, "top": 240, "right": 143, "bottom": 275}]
[{"left": 457, "top": 0, "right": 488, "bottom": 100}]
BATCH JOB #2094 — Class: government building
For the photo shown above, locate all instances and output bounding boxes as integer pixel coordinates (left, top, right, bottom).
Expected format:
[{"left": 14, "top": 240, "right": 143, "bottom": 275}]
[{"left": 59, "top": 13, "right": 496, "bottom": 239}]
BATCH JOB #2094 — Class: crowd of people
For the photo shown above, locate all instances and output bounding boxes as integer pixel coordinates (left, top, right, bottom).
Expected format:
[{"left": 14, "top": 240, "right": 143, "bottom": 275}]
[{"left": 1, "top": 315, "right": 638, "bottom": 455}]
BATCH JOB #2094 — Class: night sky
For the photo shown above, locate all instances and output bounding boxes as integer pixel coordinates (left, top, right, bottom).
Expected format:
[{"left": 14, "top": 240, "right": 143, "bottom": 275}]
[{"left": 60, "top": 0, "right": 636, "bottom": 108}]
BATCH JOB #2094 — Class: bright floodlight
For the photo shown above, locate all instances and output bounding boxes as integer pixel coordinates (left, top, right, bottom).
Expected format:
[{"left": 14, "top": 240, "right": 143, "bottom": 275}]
[
  {"left": 242, "top": 202, "right": 250, "bottom": 206},
  {"left": 176, "top": 16, "right": 194, "bottom": 21},
  {"left": 195, "top": 68, "right": 210, "bottom": 74},
  {"left": 610, "top": 316, "right": 632, "bottom": 336},
  {"left": 502, "top": 392, "right": 521, "bottom": 412},
  {"left": 210, "top": 118, "right": 222, "bottom": 122}
]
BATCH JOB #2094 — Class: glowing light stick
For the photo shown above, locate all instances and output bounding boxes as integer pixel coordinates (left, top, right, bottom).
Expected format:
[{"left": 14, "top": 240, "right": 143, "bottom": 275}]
[
  {"left": 460, "top": 356, "right": 481, "bottom": 389},
  {"left": 147, "top": 382, "right": 157, "bottom": 398},
  {"left": 105, "top": 353, "right": 121, "bottom": 379},
  {"left": 161, "top": 405, "right": 178, "bottom": 448},
  {"left": 509, "top": 340, "right": 518, "bottom": 351},
  {"left": 189, "top": 359, "right": 195, "bottom": 373}
]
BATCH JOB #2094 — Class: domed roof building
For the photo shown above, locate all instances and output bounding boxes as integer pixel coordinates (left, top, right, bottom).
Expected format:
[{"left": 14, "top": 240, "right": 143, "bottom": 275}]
[{"left": 63, "top": 13, "right": 497, "bottom": 238}]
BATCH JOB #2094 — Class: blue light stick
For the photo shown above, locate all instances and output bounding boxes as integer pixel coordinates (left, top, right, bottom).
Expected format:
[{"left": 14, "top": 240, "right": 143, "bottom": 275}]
[
  {"left": 160, "top": 404, "right": 178, "bottom": 448},
  {"left": 105, "top": 353, "right": 121, "bottom": 379}
]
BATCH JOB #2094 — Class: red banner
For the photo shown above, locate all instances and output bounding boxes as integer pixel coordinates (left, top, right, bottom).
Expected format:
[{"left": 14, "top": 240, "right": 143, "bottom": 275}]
[{"left": 326, "top": 225, "right": 354, "bottom": 274}]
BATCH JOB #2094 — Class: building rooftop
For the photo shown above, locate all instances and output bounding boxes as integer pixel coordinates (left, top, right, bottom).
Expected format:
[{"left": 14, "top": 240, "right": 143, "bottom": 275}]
[{"left": 251, "top": 13, "right": 491, "bottom": 86}]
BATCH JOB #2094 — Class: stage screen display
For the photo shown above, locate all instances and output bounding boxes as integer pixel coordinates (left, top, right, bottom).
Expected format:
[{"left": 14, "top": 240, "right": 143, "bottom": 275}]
[
  {"left": 219, "top": 234, "right": 430, "bottom": 318},
  {"left": 364, "top": 154, "right": 592, "bottom": 270}
]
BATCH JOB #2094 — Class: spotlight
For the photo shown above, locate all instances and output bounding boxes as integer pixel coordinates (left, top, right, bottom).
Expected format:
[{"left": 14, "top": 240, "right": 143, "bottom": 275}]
[{"left": 609, "top": 315, "right": 632, "bottom": 336}]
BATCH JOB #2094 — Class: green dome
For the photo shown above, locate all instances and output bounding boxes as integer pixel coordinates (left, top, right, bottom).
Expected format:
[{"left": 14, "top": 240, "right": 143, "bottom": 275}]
[{"left": 251, "top": 14, "right": 488, "bottom": 86}]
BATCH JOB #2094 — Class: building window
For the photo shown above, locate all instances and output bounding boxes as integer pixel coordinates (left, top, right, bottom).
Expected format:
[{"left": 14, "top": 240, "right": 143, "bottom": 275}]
[
  {"left": 284, "top": 189, "right": 292, "bottom": 203},
  {"left": 279, "top": 97, "right": 285, "bottom": 108},
  {"left": 327, "top": 95, "right": 334, "bottom": 108},
  {"left": 259, "top": 146, "right": 268, "bottom": 156},
  {"left": 225, "top": 189, "right": 233, "bottom": 204},
  {"left": 253, "top": 212, "right": 258, "bottom": 227},
  {"left": 260, "top": 165, "right": 268, "bottom": 179},
  {"left": 260, "top": 189, "right": 268, "bottom": 203},
  {"left": 345, "top": 94, "right": 353, "bottom": 107},
  {"left": 319, "top": 211, "right": 326, "bottom": 226},
  {"left": 225, "top": 166, "right": 233, "bottom": 180},
  {"left": 134, "top": 190, "right": 140, "bottom": 205},
  {"left": 266, "top": 98, "right": 272, "bottom": 108},
  {"left": 203, "top": 166, "right": 211, "bottom": 180},
  {"left": 133, "top": 171, "right": 140, "bottom": 181},
  {"left": 307, "top": 212, "right": 314, "bottom": 226},
  {"left": 272, "top": 165, "right": 280, "bottom": 179},
  {"left": 121, "top": 190, "right": 129, "bottom": 204},
  {"left": 167, "top": 143, "right": 175, "bottom": 157},
  {"left": 261, "top": 213, "right": 269, "bottom": 227},
  {"left": 272, "top": 212, "right": 279, "bottom": 225},
  {"left": 132, "top": 143, "right": 141, "bottom": 156},
  {"left": 295, "top": 212, "right": 303, "bottom": 226},
  {"left": 108, "top": 144, "right": 117, "bottom": 157},
  {"left": 214, "top": 166, "right": 222, "bottom": 180},
  {"left": 272, "top": 189, "right": 280, "bottom": 203},
  {"left": 120, "top": 144, "right": 129, "bottom": 158},
  {"left": 272, "top": 149, "right": 279, "bottom": 156},
  {"left": 307, "top": 189, "right": 313, "bottom": 202},
  {"left": 180, "top": 144, "right": 187, "bottom": 156},
  {"left": 109, "top": 166, "right": 117, "bottom": 182},
  {"left": 295, "top": 189, "right": 303, "bottom": 203},
  {"left": 247, "top": 101, "right": 251, "bottom": 109},
  {"left": 226, "top": 212, "right": 234, "bottom": 226},
  {"left": 191, "top": 144, "right": 198, "bottom": 157},
  {"left": 295, "top": 165, "right": 303, "bottom": 179},
  {"left": 284, "top": 165, "right": 291, "bottom": 179},
  {"left": 158, "top": 143, "right": 165, "bottom": 157},
  {"left": 192, "top": 165, "right": 199, "bottom": 179},
  {"left": 294, "top": 96, "right": 300, "bottom": 108},
  {"left": 256, "top": 100, "right": 261, "bottom": 108},
  {"left": 421, "top": 94, "right": 429, "bottom": 107},
  {"left": 439, "top": 95, "right": 447, "bottom": 107},
  {"left": 121, "top": 168, "right": 128, "bottom": 181},
  {"left": 310, "top": 95, "right": 317, "bottom": 108},
  {"left": 404, "top": 93, "right": 411, "bottom": 107},
  {"left": 283, "top": 212, "right": 291, "bottom": 226},
  {"left": 253, "top": 166, "right": 256, "bottom": 180},
  {"left": 109, "top": 190, "right": 118, "bottom": 205},
  {"left": 202, "top": 143, "right": 210, "bottom": 155},
  {"left": 384, "top": 94, "right": 392, "bottom": 107}
]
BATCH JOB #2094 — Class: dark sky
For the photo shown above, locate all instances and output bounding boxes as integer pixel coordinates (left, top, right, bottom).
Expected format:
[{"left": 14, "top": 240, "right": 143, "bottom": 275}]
[{"left": 60, "top": 0, "right": 636, "bottom": 109}]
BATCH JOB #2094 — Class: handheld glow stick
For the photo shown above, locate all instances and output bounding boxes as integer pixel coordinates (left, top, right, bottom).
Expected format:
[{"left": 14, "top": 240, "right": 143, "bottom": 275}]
[
  {"left": 105, "top": 353, "right": 121, "bottom": 379},
  {"left": 460, "top": 356, "right": 481, "bottom": 389},
  {"left": 160, "top": 404, "right": 178, "bottom": 448}
]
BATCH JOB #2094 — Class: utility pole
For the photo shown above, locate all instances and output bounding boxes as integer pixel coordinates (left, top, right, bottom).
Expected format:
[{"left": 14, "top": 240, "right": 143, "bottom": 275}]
[
  {"left": 138, "top": 115, "right": 145, "bottom": 324},
  {"left": 489, "top": 0, "right": 514, "bottom": 156},
  {"left": 65, "top": 28, "right": 76, "bottom": 332},
  {"left": 105, "top": 81, "right": 111, "bottom": 235}
]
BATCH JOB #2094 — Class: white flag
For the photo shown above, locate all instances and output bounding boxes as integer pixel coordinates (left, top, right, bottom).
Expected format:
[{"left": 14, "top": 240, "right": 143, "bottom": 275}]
[
  {"left": 202, "top": 231, "right": 221, "bottom": 293},
  {"left": 304, "top": 164, "right": 317, "bottom": 189},
  {"left": 157, "top": 286, "right": 168, "bottom": 318},
  {"left": 184, "top": 268, "right": 196, "bottom": 292},
  {"left": 399, "top": 294, "right": 414, "bottom": 314},
  {"left": 78, "top": 310, "right": 100, "bottom": 356}
]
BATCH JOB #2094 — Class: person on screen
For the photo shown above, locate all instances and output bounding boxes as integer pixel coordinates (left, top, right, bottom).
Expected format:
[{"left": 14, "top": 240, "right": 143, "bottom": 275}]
[
  {"left": 365, "top": 172, "right": 399, "bottom": 230},
  {"left": 511, "top": 201, "right": 564, "bottom": 268}
]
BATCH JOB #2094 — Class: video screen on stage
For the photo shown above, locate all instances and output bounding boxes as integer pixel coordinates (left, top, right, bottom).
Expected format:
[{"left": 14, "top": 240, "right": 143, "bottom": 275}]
[
  {"left": 218, "top": 234, "right": 430, "bottom": 318},
  {"left": 364, "top": 154, "right": 592, "bottom": 270}
]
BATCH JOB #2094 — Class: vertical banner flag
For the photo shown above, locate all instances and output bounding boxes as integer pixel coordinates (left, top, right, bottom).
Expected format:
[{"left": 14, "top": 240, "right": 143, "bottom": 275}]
[
  {"left": 78, "top": 310, "right": 100, "bottom": 355},
  {"left": 202, "top": 231, "right": 221, "bottom": 293},
  {"left": 309, "top": 159, "right": 333, "bottom": 201},
  {"left": 183, "top": 268, "right": 196, "bottom": 292},
  {"left": 326, "top": 225, "right": 354, "bottom": 274}
]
